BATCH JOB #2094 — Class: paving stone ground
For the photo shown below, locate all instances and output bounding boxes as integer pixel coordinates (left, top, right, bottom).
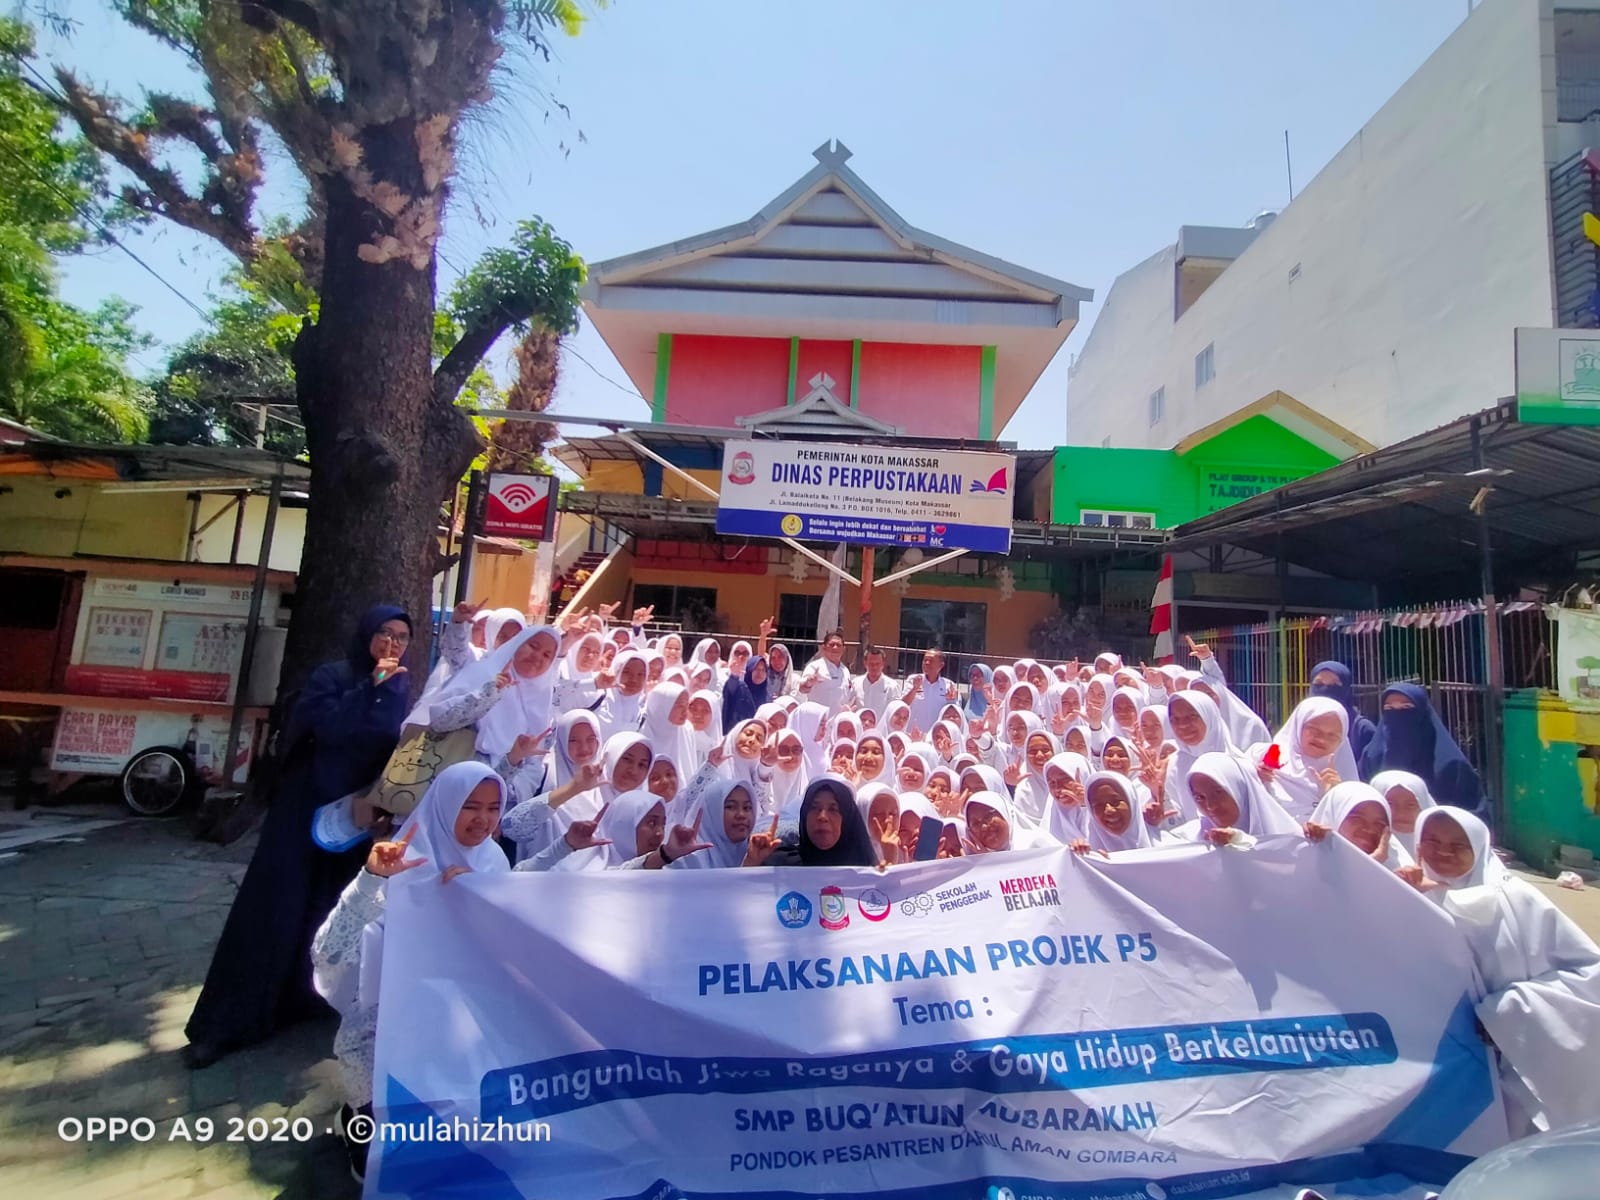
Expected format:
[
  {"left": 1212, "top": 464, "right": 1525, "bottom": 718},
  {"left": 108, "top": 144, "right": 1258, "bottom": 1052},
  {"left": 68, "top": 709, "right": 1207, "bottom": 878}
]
[
  {"left": 0, "top": 800, "right": 357, "bottom": 1200},
  {"left": 2, "top": 793, "right": 1598, "bottom": 1199}
]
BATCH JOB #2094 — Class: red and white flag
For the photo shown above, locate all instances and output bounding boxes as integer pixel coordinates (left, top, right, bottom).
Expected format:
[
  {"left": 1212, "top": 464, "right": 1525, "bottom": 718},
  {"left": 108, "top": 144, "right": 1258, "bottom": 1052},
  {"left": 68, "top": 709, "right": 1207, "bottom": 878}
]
[{"left": 1150, "top": 555, "right": 1174, "bottom": 663}]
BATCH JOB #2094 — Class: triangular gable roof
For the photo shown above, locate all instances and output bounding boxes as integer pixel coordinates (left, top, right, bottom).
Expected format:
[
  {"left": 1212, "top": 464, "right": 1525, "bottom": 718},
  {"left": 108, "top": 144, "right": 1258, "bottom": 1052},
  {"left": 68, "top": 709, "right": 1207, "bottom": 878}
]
[
  {"left": 588, "top": 140, "right": 1091, "bottom": 305},
  {"left": 1172, "top": 391, "right": 1377, "bottom": 460},
  {"left": 737, "top": 373, "right": 901, "bottom": 436}
]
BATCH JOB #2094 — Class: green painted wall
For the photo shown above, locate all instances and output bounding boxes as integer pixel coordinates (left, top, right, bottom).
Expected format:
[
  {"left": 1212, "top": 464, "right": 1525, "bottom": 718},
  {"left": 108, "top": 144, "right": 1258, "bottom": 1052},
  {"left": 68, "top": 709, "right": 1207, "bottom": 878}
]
[{"left": 1051, "top": 413, "right": 1346, "bottom": 526}]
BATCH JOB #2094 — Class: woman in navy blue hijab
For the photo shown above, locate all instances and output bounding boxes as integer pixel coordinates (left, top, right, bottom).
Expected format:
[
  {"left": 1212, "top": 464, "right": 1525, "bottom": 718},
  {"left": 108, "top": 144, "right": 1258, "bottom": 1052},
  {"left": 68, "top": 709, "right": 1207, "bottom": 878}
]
[
  {"left": 183, "top": 604, "right": 414, "bottom": 1068},
  {"left": 1358, "top": 682, "right": 1483, "bottom": 812},
  {"left": 722, "top": 655, "right": 772, "bottom": 731},
  {"left": 1309, "top": 660, "right": 1378, "bottom": 763}
]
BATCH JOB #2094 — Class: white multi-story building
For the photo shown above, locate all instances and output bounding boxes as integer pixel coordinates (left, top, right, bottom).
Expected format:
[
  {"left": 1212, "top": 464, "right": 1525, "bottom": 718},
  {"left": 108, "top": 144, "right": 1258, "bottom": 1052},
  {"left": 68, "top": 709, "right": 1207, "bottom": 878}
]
[{"left": 1068, "top": 0, "right": 1600, "bottom": 450}]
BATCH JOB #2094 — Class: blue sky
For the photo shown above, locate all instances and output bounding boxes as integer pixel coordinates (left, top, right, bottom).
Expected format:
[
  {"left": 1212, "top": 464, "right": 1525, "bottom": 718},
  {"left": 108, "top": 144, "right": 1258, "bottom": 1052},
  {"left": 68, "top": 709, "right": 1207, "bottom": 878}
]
[{"left": 47, "top": 0, "right": 1471, "bottom": 450}]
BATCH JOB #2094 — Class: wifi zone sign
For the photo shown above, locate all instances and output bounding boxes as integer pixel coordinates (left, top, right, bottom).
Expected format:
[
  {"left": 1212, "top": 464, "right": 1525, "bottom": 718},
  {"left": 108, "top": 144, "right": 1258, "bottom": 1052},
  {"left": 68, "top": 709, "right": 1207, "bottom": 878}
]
[{"left": 484, "top": 473, "right": 555, "bottom": 541}]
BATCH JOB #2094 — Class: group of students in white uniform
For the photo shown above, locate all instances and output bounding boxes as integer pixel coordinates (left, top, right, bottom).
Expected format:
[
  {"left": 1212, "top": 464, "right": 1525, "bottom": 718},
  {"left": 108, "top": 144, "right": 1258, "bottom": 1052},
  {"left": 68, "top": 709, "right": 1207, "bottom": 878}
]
[{"left": 310, "top": 599, "right": 1600, "bottom": 1178}]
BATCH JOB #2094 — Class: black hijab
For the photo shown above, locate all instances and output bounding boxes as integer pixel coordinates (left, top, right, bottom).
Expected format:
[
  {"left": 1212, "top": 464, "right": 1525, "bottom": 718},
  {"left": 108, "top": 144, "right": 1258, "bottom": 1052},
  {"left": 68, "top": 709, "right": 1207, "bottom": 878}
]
[
  {"left": 768, "top": 776, "right": 878, "bottom": 867},
  {"left": 348, "top": 604, "right": 411, "bottom": 675}
]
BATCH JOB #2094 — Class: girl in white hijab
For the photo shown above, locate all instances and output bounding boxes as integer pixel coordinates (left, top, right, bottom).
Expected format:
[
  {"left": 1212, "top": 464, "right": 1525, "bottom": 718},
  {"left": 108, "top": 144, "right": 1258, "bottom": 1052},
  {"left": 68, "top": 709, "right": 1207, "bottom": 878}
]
[
  {"left": 595, "top": 650, "right": 647, "bottom": 740},
  {"left": 553, "top": 631, "right": 607, "bottom": 714},
  {"left": 511, "top": 730, "right": 654, "bottom": 865},
  {"left": 1260, "top": 696, "right": 1360, "bottom": 821},
  {"left": 1109, "top": 686, "right": 1144, "bottom": 743},
  {"left": 680, "top": 718, "right": 774, "bottom": 823},
  {"left": 673, "top": 778, "right": 758, "bottom": 870},
  {"left": 964, "top": 788, "right": 1052, "bottom": 853},
  {"left": 765, "top": 643, "right": 794, "bottom": 698},
  {"left": 853, "top": 733, "right": 897, "bottom": 789},
  {"left": 1005, "top": 682, "right": 1039, "bottom": 721},
  {"left": 690, "top": 637, "right": 725, "bottom": 686},
  {"left": 1162, "top": 692, "right": 1236, "bottom": 824},
  {"left": 1181, "top": 752, "right": 1303, "bottom": 846},
  {"left": 1186, "top": 671, "right": 1271, "bottom": 756},
  {"left": 687, "top": 661, "right": 716, "bottom": 697},
  {"left": 640, "top": 683, "right": 700, "bottom": 774},
  {"left": 311, "top": 762, "right": 508, "bottom": 1118},
  {"left": 1001, "top": 710, "right": 1044, "bottom": 771},
  {"left": 555, "top": 787, "right": 669, "bottom": 872},
  {"left": 896, "top": 792, "right": 942, "bottom": 860},
  {"left": 658, "top": 633, "right": 684, "bottom": 670},
  {"left": 924, "top": 765, "right": 960, "bottom": 817},
  {"left": 1044, "top": 751, "right": 1094, "bottom": 844},
  {"left": 790, "top": 702, "right": 829, "bottom": 773},
  {"left": 1409, "top": 807, "right": 1600, "bottom": 1135},
  {"left": 687, "top": 689, "right": 723, "bottom": 764},
  {"left": 1078, "top": 771, "right": 1153, "bottom": 854},
  {"left": 405, "top": 624, "right": 562, "bottom": 770},
  {"left": 1371, "top": 770, "right": 1436, "bottom": 857},
  {"left": 769, "top": 728, "right": 810, "bottom": 827},
  {"left": 930, "top": 720, "right": 963, "bottom": 766},
  {"left": 1009, "top": 729, "right": 1061, "bottom": 827},
  {"left": 882, "top": 701, "right": 912, "bottom": 737},
  {"left": 1306, "top": 782, "right": 1412, "bottom": 871},
  {"left": 896, "top": 746, "right": 937, "bottom": 795},
  {"left": 830, "top": 711, "right": 863, "bottom": 747},
  {"left": 857, "top": 782, "right": 902, "bottom": 866}
]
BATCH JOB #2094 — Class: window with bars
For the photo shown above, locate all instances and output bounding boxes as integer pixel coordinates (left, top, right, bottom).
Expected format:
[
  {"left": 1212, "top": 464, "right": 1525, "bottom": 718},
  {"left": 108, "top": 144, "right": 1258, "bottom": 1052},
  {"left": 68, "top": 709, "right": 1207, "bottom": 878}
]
[
  {"left": 1194, "top": 343, "right": 1215, "bottom": 387},
  {"left": 1080, "top": 509, "right": 1156, "bottom": 529}
]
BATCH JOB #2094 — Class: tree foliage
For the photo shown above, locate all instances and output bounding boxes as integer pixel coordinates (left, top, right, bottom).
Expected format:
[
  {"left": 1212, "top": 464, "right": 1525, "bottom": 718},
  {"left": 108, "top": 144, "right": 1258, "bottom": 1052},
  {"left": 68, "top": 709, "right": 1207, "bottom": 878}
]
[
  {"left": 0, "top": 16, "right": 148, "bottom": 440},
  {"left": 36, "top": 0, "right": 594, "bottom": 684}
]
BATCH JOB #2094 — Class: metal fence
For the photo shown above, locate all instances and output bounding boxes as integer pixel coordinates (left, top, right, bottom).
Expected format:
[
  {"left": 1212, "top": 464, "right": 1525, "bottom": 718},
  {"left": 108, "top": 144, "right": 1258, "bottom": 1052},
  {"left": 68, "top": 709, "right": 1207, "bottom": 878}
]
[{"left": 1186, "top": 600, "right": 1554, "bottom": 780}]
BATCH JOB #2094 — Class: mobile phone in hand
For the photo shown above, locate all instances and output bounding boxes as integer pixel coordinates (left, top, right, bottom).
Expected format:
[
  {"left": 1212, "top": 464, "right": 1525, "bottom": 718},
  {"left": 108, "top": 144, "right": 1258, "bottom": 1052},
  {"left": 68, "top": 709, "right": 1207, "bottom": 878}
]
[{"left": 914, "top": 816, "right": 944, "bottom": 861}]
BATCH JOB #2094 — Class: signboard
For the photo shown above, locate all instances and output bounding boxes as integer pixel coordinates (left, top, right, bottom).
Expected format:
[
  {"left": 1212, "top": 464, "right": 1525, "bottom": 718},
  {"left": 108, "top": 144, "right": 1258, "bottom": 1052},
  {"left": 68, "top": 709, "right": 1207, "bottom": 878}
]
[
  {"left": 91, "top": 577, "right": 256, "bottom": 613},
  {"left": 50, "top": 707, "right": 241, "bottom": 775},
  {"left": 483, "top": 473, "right": 555, "bottom": 541},
  {"left": 1199, "top": 466, "right": 1300, "bottom": 510},
  {"left": 1515, "top": 327, "right": 1600, "bottom": 426},
  {"left": 715, "top": 439, "right": 1015, "bottom": 553},
  {"left": 64, "top": 665, "right": 232, "bottom": 703},
  {"left": 81, "top": 608, "right": 152, "bottom": 668},
  {"left": 370, "top": 839, "right": 1503, "bottom": 1198},
  {"left": 156, "top": 613, "right": 247, "bottom": 677}
]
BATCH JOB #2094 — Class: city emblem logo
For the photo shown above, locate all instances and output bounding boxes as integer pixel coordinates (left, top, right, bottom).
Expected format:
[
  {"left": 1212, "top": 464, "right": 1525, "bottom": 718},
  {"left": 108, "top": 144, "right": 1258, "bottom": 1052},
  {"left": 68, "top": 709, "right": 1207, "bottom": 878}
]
[
  {"left": 818, "top": 885, "right": 850, "bottom": 931},
  {"left": 728, "top": 451, "right": 757, "bottom": 485},
  {"left": 775, "top": 891, "right": 812, "bottom": 929}
]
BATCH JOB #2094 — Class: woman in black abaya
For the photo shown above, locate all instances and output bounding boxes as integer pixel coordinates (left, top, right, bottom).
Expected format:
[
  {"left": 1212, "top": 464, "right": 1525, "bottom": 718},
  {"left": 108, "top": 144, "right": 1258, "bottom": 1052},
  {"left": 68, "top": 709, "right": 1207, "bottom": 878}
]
[{"left": 182, "top": 605, "right": 413, "bottom": 1068}]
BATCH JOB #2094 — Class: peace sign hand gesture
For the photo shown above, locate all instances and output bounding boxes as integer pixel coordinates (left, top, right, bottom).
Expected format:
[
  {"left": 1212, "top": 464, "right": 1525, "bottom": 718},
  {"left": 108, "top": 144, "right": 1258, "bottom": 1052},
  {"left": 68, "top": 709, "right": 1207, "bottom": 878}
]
[
  {"left": 598, "top": 602, "right": 622, "bottom": 622},
  {"left": 366, "top": 826, "right": 427, "bottom": 878},
  {"left": 743, "top": 812, "right": 783, "bottom": 867},
  {"left": 631, "top": 605, "right": 655, "bottom": 627},
  {"left": 564, "top": 804, "right": 613, "bottom": 852},
  {"left": 664, "top": 812, "right": 714, "bottom": 862}
]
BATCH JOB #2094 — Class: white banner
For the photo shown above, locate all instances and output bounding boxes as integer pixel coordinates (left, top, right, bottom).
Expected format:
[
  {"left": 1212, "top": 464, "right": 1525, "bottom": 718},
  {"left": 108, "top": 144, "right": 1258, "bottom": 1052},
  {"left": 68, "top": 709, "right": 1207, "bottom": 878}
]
[
  {"left": 715, "top": 439, "right": 1016, "bottom": 553},
  {"left": 368, "top": 839, "right": 1506, "bottom": 1200},
  {"left": 1555, "top": 606, "right": 1600, "bottom": 703}
]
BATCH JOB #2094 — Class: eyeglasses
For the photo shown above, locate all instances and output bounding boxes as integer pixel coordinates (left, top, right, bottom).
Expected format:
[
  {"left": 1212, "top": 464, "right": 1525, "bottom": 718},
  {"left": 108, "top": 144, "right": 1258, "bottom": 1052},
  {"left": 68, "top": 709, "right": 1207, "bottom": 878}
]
[{"left": 374, "top": 631, "right": 412, "bottom": 647}]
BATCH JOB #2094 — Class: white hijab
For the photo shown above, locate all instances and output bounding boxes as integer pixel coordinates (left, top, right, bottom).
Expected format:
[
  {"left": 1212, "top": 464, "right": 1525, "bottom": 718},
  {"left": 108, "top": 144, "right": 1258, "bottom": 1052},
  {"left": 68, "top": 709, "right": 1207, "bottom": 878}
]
[
  {"left": 641, "top": 683, "right": 699, "bottom": 773},
  {"left": 964, "top": 788, "right": 1052, "bottom": 852},
  {"left": 720, "top": 718, "right": 769, "bottom": 791},
  {"left": 1371, "top": 769, "right": 1436, "bottom": 856},
  {"left": 853, "top": 733, "right": 897, "bottom": 788},
  {"left": 595, "top": 650, "right": 647, "bottom": 740},
  {"left": 689, "top": 688, "right": 723, "bottom": 763},
  {"left": 557, "top": 631, "right": 606, "bottom": 711},
  {"left": 1184, "top": 751, "right": 1304, "bottom": 839},
  {"left": 1084, "top": 771, "right": 1152, "bottom": 853},
  {"left": 1414, "top": 807, "right": 1600, "bottom": 1133},
  {"left": 537, "top": 730, "right": 654, "bottom": 859},
  {"left": 404, "top": 622, "right": 560, "bottom": 759},
  {"left": 770, "top": 729, "right": 810, "bottom": 826},
  {"left": 856, "top": 782, "right": 900, "bottom": 864},
  {"left": 1187, "top": 671, "right": 1271, "bottom": 754},
  {"left": 339, "top": 762, "right": 509, "bottom": 1011},
  {"left": 1268, "top": 696, "right": 1360, "bottom": 818},
  {"left": 1163, "top": 692, "right": 1236, "bottom": 822},
  {"left": 1044, "top": 751, "right": 1094, "bottom": 844},
  {"left": 547, "top": 709, "right": 602, "bottom": 789},
  {"left": 559, "top": 786, "right": 663, "bottom": 871},
  {"left": 790, "top": 701, "right": 830, "bottom": 773},
  {"left": 676, "top": 777, "right": 753, "bottom": 870},
  {"left": 1310, "top": 782, "right": 1412, "bottom": 870},
  {"left": 1012, "top": 730, "right": 1061, "bottom": 828}
]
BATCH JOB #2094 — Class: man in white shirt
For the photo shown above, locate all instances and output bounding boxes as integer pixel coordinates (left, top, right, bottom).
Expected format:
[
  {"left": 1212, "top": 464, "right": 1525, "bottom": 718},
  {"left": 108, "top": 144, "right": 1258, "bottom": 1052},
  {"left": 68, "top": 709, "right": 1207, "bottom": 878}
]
[
  {"left": 797, "top": 629, "right": 853, "bottom": 716},
  {"left": 850, "top": 646, "right": 901, "bottom": 719},
  {"left": 905, "top": 648, "right": 959, "bottom": 737}
]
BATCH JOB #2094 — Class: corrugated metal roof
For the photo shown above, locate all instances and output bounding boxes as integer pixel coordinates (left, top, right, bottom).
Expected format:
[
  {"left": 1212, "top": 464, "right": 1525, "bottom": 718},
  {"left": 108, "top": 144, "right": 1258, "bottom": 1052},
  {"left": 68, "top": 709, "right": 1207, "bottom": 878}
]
[
  {"left": 0, "top": 440, "right": 309, "bottom": 485},
  {"left": 1169, "top": 400, "right": 1600, "bottom": 589}
]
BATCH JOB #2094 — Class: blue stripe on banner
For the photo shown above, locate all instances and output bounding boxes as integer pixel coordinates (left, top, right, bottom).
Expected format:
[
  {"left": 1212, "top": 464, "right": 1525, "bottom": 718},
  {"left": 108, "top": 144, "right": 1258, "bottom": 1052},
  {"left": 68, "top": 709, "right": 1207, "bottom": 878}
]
[
  {"left": 481, "top": 1013, "right": 1396, "bottom": 1122},
  {"left": 1370, "top": 992, "right": 1496, "bottom": 1149},
  {"left": 600, "top": 1145, "right": 1474, "bottom": 1200},
  {"left": 378, "top": 1075, "right": 523, "bottom": 1199},
  {"left": 713, "top": 508, "right": 1012, "bottom": 554}
]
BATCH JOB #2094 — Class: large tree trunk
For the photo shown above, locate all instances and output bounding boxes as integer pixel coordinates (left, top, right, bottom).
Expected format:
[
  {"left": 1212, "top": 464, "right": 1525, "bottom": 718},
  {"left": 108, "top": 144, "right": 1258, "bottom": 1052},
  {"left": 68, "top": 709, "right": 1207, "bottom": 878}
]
[{"left": 279, "top": 118, "right": 479, "bottom": 696}]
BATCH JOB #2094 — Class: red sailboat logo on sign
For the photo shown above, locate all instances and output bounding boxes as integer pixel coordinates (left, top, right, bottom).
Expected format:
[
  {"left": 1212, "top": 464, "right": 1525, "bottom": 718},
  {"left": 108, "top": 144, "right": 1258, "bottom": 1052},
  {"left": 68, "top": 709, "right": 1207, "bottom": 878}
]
[{"left": 969, "top": 468, "right": 1008, "bottom": 494}]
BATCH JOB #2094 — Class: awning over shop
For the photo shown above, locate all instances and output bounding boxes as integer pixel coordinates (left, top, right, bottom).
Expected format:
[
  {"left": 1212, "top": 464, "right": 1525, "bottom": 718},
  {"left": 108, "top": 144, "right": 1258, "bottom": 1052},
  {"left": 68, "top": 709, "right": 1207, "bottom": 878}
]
[{"left": 1167, "top": 400, "right": 1600, "bottom": 595}]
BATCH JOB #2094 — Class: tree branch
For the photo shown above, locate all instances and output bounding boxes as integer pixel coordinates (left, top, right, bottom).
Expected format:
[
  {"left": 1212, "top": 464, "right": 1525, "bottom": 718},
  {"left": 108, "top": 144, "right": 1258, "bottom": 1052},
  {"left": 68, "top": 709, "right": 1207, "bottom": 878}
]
[
  {"left": 53, "top": 70, "right": 259, "bottom": 264},
  {"left": 239, "top": 0, "right": 323, "bottom": 40},
  {"left": 431, "top": 309, "right": 517, "bottom": 409}
]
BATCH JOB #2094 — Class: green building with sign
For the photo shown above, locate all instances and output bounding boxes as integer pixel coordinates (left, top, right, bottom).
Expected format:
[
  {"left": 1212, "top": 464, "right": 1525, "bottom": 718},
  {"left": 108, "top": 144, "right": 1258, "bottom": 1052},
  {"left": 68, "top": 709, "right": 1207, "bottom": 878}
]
[{"left": 1052, "top": 391, "right": 1373, "bottom": 528}]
